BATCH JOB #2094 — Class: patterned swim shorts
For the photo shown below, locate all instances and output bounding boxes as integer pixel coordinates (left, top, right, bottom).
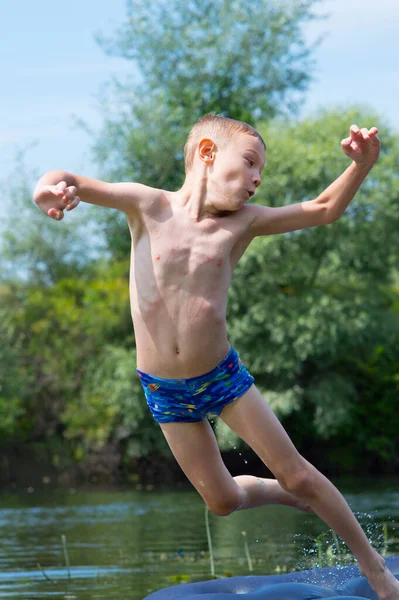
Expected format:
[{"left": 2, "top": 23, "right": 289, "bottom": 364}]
[{"left": 136, "top": 346, "right": 255, "bottom": 423}]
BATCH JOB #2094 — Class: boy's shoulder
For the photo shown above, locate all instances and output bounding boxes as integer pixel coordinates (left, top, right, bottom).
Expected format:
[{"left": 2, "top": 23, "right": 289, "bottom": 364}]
[
  {"left": 133, "top": 184, "right": 171, "bottom": 212},
  {"left": 125, "top": 184, "right": 171, "bottom": 229},
  {"left": 117, "top": 182, "right": 166, "bottom": 216}
]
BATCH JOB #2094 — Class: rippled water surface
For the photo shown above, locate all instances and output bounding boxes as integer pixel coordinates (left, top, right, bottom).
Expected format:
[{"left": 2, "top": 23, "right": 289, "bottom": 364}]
[{"left": 0, "top": 477, "right": 398, "bottom": 599}]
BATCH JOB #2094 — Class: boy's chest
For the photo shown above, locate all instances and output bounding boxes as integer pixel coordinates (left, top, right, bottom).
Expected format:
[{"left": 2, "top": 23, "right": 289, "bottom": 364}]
[{"left": 141, "top": 212, "right": 243, "bottom": 281}]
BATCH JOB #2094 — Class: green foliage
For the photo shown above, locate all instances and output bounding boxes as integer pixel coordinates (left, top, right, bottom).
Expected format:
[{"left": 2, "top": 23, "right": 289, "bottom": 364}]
[
  {"left": 226, "top": 108, "right": 399, "bottom": 466},
  {"left": 99, "top": 0, "right": 318, "bottom": 121},
  {"left": 0, "top": 253, "right": 170, "bottom": 465},
  {"left": 345, "top": 340, "right": 399, "bottom": 467},
  {"left": 62, "top": 343, "right": 153, "bottom": 455},
  {"left": 2, "top": 0, "right": 397, "bottom": 479},
  {"left": 0, "top": 298, "right": 27, "bottom": 440},
  {"left": 1, "top": 104, "right": 399, "bottom": 475},
  {"left": 0, "top": 161, "right": 103, "bottom": 286}
]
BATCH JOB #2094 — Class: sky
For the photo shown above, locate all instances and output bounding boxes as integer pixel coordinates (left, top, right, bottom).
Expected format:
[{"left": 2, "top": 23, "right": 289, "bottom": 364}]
[{"left": 1, "top": 0, "right": 399, "bottom": 181}]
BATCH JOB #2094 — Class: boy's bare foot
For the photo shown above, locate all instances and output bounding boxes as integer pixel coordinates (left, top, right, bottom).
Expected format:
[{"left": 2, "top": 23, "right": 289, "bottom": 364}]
[
  {"left": 369, "top": 569, "right": 399, "bottom": 600},
  {"left": 275, "top": 485, "right": 314, "bottom": 514},
  {"left": 361, "top": 556, "right": 399, "bottom": 600}
]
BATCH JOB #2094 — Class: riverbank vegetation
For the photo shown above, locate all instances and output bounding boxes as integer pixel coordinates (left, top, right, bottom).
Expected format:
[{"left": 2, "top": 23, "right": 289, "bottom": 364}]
[{"left": 1, "top": 0, "right": 398, "bottom": 486}]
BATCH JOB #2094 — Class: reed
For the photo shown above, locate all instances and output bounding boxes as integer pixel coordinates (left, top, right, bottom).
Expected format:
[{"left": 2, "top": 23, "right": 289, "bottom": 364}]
[
  {"left": 61, "top": 534, "right": 72, "bottom": 580},
  {"left": 37, "top": 562, "right": 53, "bottom": 582},
  {"left": 205, "top": 507, "right": 216, "bottom": 578},
  {"left": 331, "top": 529, "right": 341, "bottom": 558},
  {"left": 241, "top": 531, "right": 253, "bottom": 572},
  {"left": 382, "top": 522, "right": 388, "bottom": 557}
]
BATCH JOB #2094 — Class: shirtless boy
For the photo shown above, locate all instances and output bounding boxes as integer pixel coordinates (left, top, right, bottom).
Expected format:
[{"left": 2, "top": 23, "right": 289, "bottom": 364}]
[{"left": 34, "top": 114, "right": 399, "bottom": 599}]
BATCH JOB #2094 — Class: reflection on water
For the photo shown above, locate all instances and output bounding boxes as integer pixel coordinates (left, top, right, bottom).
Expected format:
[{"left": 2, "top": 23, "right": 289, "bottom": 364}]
[{"left": 0, "top": 478, "right": 397, "bottom": 599}]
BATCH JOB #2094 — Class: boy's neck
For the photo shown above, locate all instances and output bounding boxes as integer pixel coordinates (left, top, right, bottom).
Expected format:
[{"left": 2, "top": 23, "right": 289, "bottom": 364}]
[{"left": 177, "top": 174, "right": 222, "bottom": 222}]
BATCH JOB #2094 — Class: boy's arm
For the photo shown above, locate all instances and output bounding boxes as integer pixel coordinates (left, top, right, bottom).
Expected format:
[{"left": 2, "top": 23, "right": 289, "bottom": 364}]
[
  {"left": 33, "top": 170, "right": 153, "bottom": 221},
  {"left": 248, "top": 125, "right": 380, "bottom": 237}
]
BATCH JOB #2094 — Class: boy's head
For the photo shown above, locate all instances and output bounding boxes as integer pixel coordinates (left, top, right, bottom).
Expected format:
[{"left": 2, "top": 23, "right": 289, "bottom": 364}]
[
  {"left": 184, "top": 113, "right": 266, "bottom": 212},
  {"left": 184, "top": 113, "right": 266, "bottom": 172}
]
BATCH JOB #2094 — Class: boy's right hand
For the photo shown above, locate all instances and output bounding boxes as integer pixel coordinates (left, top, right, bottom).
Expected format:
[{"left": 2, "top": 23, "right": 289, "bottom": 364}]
[{"left": 34, "top": 181, "right": 80, "bottom": 221}]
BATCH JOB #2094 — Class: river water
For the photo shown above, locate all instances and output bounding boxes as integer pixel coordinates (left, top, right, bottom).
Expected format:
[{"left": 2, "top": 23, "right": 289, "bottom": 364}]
[{"left": 0, "top": 477, "right": 398, "bottom": 599}]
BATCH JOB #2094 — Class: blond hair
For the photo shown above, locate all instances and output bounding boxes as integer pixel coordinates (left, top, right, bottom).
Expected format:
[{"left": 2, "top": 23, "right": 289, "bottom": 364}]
[{"left": 184, "top": 113, "right": 266, "bottom": 173}]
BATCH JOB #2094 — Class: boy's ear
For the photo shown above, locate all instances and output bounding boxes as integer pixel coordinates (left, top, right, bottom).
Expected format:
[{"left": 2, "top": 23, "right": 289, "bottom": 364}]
[{"left": 198, "top": 138, "right": 216, "bottom": 165}]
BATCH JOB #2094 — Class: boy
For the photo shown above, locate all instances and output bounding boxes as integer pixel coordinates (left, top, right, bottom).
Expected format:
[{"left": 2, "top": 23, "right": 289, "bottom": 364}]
[{"left": 34, "top": 114, "right": 399, "bottom": 599}]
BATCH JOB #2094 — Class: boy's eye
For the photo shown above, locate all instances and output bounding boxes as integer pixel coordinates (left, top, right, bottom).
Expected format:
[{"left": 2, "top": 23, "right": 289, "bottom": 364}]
[{"left": 246, "top": 158, "right": 254, "bottom": 167}]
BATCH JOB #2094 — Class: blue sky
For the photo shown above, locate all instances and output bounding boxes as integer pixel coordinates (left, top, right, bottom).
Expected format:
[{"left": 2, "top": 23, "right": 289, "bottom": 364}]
[{"left": 1, "top": 0, "right": 399, "bottom": 180}]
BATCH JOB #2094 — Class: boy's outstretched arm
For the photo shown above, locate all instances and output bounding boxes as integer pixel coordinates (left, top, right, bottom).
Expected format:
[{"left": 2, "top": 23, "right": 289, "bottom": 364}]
[
  {"left": 248, "top": 124, "right": 380, "bottom": 237},
  {"left": 33, "top": 170, "right": 153, "bottom": 221}
]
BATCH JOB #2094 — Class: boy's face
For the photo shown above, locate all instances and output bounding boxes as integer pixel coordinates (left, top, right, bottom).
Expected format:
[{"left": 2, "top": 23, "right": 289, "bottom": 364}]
[{"left": 207, "top": 132, "right": 266, "bottom": 212}]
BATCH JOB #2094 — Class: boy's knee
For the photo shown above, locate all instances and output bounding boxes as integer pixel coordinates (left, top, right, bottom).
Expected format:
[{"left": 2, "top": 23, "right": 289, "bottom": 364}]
[
  {"left": 277, "top": 461, "right": 319, "bottom": 498},
  {"left": 206, "top": 492, "right": 242, "bottom": 517}
]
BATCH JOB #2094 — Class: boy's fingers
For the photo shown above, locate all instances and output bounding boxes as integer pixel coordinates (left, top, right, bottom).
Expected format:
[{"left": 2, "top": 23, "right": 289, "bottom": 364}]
[
  {"left": 66, "top": 197, "right": 80, "bottom": 211},
  {"left": 52, "top": 181, "right": 67, "bottom": 196},
  {"left": 62, "top": 187, "right": 78, "bottom": 204},
  {"left": 52, "top": 187, "right": 66, "bottom": 197},
  {"left": 360, "top": 128, "right": 370, "bottom": 141},
  {"left": 350, "top": 124, "right": 379, "bottom": 141},
  {"left": 350, "top": 124, "right": 367, "bottom": 142},
  {"left": 48, "top": 208, "right": 64, "bottom": 220}
]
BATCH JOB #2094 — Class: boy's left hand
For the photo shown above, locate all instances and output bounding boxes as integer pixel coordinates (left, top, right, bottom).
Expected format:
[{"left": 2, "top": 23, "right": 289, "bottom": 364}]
[{"left": 341, "top": 124, "right": 380, "bottom": 167}]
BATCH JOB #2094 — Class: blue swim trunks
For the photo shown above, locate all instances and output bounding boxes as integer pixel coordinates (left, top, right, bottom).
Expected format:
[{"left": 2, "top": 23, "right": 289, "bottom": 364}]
[{"left": 136, "top": 346, "right": 255, "bottom": 423}]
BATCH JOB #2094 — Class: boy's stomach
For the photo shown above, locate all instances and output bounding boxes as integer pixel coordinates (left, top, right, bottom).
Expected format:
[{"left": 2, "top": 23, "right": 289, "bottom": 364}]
[{"left": 132, "top": 300, "right": 231, "bottom": 379}]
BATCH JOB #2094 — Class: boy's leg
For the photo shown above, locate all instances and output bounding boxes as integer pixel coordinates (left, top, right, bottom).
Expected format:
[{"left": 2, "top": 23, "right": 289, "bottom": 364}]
[
  {"left": 159, "top": 418, "right": 307, "bottom": 516},
  {"left": 219, "top": 384, "right": 399, "bottom": 599},
  {"left": 220, "top": 385, "right": 399, "bottom": 600}
]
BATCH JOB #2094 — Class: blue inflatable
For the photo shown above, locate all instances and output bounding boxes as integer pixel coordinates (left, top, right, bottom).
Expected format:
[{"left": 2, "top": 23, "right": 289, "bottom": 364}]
[{"left": 144, "top": 556, "right": 399, "bottom": 599}]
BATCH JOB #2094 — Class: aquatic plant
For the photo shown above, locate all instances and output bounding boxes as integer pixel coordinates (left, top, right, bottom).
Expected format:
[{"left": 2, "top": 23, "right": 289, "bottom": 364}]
[
  {"left": 241, "top": 531, "right": 253, "bottom": 572},
  {"left": 61, "top": 534, "right": 72, "bottom": 580}
]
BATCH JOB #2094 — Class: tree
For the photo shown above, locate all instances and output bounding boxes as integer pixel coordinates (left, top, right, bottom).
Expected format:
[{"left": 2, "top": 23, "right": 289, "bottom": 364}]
[
  {"left": 0, "top": 159, "right": 104, "bottom": 286},
  {"left": 2, "top": 106, "right": 398, "bottom": 477},
  {"left": 0, "top": 295, "right": 27, "bottom": 442},
  {"left": 224, "top": 107, "right": 399, "bottom": 469},
  {"left": 92, "top": 0, "right": 321, "bottom": 257}
]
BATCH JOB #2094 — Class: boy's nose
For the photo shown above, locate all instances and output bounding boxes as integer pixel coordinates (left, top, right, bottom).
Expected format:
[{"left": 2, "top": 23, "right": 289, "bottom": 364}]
[{"left": 253, "top": 174, "right": 262, "bottom": 187}]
